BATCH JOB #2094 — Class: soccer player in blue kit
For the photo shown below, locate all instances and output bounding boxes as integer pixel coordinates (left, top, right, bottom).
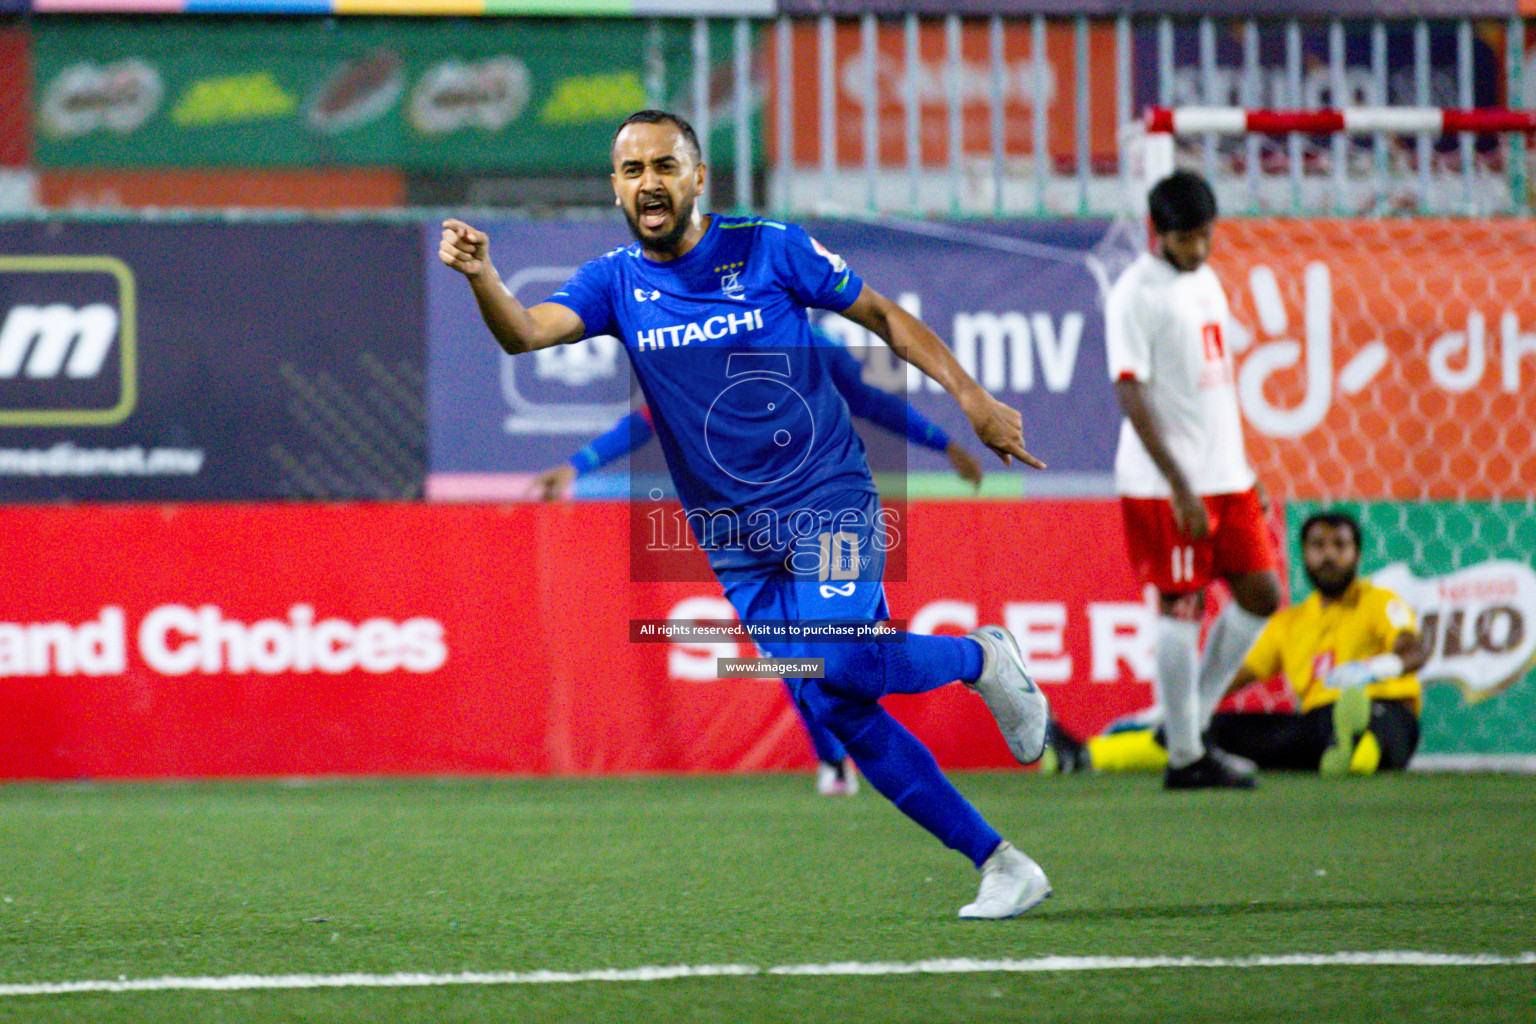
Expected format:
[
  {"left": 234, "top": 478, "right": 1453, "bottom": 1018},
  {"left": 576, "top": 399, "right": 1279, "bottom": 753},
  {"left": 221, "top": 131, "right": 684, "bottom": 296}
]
[
  {"left": 440, "top": 109, "right": 1053, "bottom": 919},
  {"left": 526, "top": 330, "right": 987, "bottom": 799}
]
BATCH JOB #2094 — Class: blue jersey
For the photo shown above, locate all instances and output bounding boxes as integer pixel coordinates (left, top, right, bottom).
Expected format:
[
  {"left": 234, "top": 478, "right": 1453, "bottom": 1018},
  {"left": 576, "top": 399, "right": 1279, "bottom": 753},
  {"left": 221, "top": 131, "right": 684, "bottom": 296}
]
[
  {"left": 549, "top": 216, "right": 878, "bottom": 573},
  {"left": 566, "top": 331, "right": 951, "bottom": 477}
]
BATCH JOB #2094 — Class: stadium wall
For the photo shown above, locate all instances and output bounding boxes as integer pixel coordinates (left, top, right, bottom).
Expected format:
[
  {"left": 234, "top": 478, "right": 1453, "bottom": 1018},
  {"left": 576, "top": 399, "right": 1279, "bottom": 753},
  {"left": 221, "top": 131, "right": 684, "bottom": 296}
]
[{"left": 0, "top": 215, "right": 1533, "bottom": 777}]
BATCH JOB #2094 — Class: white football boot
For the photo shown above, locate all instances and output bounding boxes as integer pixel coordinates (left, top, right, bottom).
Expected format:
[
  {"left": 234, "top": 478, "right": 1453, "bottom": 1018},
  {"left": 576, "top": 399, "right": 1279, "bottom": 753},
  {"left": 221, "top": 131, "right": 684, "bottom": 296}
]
[
  {"left": 966, "top": 626, "right": 1050, "bottom": 764},
  {"left": 959, "top": 841, "right": 1052, "bottom": 920}
]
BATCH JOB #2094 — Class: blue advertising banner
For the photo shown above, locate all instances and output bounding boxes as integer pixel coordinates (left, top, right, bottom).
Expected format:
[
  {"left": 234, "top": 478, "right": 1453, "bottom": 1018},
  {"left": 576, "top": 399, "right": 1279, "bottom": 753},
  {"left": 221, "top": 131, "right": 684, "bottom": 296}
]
[
  {"left": 0, "top": 221, "right": 425, "bottom": 500},
  {"left": 425, "top": 214, "right": 1120, "bottom": 501},
  {"left": 804, "top": 217, "right": 1119, "bottom": 494},
  {"left": 426, "top": 217, "right": 638, "bottom": 500}
]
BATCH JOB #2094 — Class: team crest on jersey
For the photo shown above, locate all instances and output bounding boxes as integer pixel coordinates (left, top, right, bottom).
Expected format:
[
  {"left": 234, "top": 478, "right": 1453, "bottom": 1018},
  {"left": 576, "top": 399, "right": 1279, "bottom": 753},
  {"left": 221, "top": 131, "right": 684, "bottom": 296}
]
[{"left": 715, "top": 260, "right": 746, "bottom": 300}]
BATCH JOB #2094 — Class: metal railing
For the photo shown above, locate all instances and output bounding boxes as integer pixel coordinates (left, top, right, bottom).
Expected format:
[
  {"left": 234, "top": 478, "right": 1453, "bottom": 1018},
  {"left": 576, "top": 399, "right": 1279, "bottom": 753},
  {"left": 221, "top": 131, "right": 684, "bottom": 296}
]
[{"left": 677, "top": 13, "right": 1532, "bottom": 219}]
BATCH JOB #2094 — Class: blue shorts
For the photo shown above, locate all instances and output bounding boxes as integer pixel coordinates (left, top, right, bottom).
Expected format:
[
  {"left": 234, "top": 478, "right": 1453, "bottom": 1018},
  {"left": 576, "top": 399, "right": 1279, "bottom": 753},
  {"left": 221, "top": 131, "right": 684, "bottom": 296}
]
[{"left": 717, "top": 491, "right": 891, "bottom": 661}]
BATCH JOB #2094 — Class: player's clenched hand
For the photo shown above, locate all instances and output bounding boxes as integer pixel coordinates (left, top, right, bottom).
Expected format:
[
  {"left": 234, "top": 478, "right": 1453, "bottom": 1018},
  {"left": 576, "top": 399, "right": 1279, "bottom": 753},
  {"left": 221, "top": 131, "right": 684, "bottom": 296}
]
[
  {"left": 440, "top": 219, "right": 492, "bottom": 279},
  {"left": 960, "top": 388, "right": 1047, "bottom": 470},
  {"left": 944, "top": 443, "right": 984, "bottom": 490},
  {"left": 527, "top": 464, "right": 576, "bottom": 501}
]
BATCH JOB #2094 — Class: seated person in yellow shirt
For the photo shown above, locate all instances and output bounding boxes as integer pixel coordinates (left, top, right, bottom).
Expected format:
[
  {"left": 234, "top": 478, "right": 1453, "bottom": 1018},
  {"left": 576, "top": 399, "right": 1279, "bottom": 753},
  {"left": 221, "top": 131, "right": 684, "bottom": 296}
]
[{"left": 1048, "top": 510, "right": 1428, "bottom": 776}]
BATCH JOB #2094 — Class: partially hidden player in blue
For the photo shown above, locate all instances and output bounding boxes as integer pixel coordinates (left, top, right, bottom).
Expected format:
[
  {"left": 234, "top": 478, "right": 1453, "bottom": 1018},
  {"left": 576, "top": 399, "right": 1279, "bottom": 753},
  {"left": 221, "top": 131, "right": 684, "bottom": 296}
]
[
  {"left": 441, "top": 109, "right": 1053, "bottom": 919},
  {"left": 528, "top": 328, "right": 986, "bottom": 799}
]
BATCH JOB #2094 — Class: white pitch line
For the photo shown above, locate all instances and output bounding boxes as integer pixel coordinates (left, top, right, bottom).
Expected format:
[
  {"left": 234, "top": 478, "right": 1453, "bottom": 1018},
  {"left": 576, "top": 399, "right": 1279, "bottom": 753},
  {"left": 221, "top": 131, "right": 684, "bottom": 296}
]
[{"left": 1, "top": 952, "right": 1531, "bottom": 999}]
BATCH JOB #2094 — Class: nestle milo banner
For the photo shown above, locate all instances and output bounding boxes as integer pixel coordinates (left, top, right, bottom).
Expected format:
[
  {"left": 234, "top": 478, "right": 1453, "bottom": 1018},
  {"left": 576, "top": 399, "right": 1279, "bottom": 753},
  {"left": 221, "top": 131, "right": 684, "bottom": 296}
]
[
  {"left": 1289, "top": 501, "right": 1536, "bottom": 764},
  {"left": 31, "top": 18, "right": 729, "bottom": 171}
]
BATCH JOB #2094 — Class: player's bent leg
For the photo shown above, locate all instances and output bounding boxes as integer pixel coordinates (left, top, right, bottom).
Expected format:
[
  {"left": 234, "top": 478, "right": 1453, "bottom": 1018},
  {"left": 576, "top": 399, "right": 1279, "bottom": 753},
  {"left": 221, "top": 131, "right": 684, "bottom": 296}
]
[
  {"left": 1196, "top": 598, "right": 1271, "bottom": 723},
  {"left": 787, "top": 684, "right": 847, "bottom": 762},
  {"left": 807, "top": 689, "right": 1049, "bottom": 918},
  {"left": 1367, "top": 699, "right": 1421, "bottom": 772},
  {"left": 1153, "top": 591, "right": 1256, "bottom": 789},
  {"left": 1320, "top": 688, "right": 1372, "bottom": 776},
  {"left": 802, "top": 683, "right": 1001, "bottom": 866},
  {"left": 1207, "top": 711, "right": 1316, "bottom": 772},
  {"left": 813, "top": 633, "right": 984, "bottom": 702},
  {"left": 1154, "top": 596, "right": 1204, "bottom": 770},
  {"left": 784, "top": 681, "right": 852, "bottom": 793},
  {"left": 1326, "top": 698, "right": 1418, "bottom": 775}
]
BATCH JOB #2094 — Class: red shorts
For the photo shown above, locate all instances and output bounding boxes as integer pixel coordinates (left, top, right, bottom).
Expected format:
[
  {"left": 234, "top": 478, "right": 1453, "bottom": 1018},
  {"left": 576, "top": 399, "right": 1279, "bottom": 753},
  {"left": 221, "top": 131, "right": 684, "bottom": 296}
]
[{"left": 1120, "top": 488, "right": 1278, "bottom": 595}]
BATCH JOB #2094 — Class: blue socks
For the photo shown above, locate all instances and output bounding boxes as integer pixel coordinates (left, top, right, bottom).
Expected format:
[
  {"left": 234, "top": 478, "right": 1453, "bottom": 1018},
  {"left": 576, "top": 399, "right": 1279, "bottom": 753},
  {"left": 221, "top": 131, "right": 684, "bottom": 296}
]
[
  {"left": 816, "top": 633, "right": 984, "bottom": 702},
  {"left": 877, "top": 633, "right": 985, "bottom": 694},
  {"left": 817, "top": 693, "right": 1001, "bottom": 867},
  {"left": 785, "top": 631, "right": 1001, "bottom": 868},
  {"left": 785, "top": 684, "right": 847, "bottom": 764}
]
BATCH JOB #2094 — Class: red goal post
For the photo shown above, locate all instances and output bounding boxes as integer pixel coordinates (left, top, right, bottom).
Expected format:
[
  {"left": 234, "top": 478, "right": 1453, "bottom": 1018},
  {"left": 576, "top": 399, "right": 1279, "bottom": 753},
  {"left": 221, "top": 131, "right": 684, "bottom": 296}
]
[
  {"left": 1124, "top": 105, "right": 1536, "bottom": 213},
  {"left": 1144, "top": 106, "right": 1536, "bottom": 138}
]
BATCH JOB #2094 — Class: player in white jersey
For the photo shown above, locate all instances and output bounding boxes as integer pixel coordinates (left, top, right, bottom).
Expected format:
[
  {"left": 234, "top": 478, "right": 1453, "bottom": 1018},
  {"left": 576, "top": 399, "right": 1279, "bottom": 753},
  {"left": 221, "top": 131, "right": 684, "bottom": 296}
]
[{"left": 1104, "top": 169, "right": 1284, "bottom": 790}]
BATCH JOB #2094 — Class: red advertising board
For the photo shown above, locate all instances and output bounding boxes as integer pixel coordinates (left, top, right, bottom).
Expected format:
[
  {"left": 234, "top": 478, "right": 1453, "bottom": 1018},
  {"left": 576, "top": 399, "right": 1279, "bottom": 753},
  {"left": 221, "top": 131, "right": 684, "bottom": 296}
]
[
  {"left": 0, "top": 500, "right": 1160, "bottom": 781},
  {"left": 38, "top": 168, "right": 406, "bottom": 211}
]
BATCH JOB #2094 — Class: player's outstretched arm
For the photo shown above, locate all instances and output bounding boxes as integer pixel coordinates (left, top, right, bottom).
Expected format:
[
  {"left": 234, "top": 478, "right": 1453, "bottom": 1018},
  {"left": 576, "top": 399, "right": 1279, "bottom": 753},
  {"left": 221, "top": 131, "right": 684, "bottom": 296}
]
[
  {"left": 839, "top": 285, "right": 1046, "bottom": 470},
  {"left": 439, "top": 219, "right": 585, "bottom": 354},
  {"left": 1325, "top": 629, "right": 1431, "bottom": 689}
]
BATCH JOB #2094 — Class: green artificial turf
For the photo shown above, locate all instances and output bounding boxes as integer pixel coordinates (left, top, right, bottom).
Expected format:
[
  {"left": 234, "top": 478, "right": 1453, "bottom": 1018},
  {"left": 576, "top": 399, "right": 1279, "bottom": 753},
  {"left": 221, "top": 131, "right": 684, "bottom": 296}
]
[{"left": 0, "top": 771, "right": 1531, "bottom": 1022}]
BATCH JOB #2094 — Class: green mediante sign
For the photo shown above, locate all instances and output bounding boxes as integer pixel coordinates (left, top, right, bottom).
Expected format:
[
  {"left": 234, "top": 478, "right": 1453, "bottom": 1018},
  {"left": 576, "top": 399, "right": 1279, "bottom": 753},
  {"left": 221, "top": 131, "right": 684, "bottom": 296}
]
[
  {"left": 1286, "top": 501, "right": 1536, "bottom": 761},
  {"left": 33, "top": 18, "right": 744, "bottom": 171}
]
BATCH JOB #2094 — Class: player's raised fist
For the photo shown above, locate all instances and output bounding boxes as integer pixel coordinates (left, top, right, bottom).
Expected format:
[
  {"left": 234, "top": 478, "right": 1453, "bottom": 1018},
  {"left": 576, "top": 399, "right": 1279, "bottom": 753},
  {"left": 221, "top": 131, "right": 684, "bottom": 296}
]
[{"left": 440, "top": 219, "right": 491, "bottom": 278}]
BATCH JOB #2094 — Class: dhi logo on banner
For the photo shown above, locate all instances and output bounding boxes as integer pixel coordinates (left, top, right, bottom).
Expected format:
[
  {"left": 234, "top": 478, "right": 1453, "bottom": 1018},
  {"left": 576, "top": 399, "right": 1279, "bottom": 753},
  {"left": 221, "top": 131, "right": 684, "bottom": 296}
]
[{"left": 0, "top": 256, "right": 137, "bottom": 427}]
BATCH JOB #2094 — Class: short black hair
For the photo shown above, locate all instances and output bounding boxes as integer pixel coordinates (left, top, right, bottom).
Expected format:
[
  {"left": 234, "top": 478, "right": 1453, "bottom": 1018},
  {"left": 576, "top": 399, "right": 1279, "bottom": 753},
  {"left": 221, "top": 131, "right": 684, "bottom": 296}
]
[
  {"left": 1301, "top": 509, "right": 1362, "bottom": 551},
  {"left": 612, "top": 109, "right": 701, "bottom": 162},
  {"left": 1148, "top": 169, "right": 1217, "bottom": 233}
]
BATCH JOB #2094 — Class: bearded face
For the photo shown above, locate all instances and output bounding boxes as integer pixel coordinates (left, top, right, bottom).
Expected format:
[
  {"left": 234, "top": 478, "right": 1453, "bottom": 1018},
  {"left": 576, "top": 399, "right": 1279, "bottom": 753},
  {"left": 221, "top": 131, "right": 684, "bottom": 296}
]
[
  {"left": 1303, "top": 523, "right": 1360, "bottom": 599},
  {"left": 612, "top": 121, "right": 705, "bottom": 258}
]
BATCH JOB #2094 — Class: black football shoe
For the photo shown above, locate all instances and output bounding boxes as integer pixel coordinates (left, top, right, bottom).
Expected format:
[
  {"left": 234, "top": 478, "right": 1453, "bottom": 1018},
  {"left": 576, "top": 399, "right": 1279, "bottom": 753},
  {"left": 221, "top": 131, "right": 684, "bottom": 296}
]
[{"left": 1163, "top": 749, "right": 1258, "bottom": 790}]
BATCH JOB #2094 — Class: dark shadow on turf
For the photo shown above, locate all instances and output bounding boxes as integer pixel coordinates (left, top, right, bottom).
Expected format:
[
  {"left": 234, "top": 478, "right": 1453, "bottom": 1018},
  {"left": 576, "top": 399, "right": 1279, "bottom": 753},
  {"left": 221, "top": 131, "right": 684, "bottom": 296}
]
[{"left": 1036, "top": 895, "right": 1533, "bottom": 924}]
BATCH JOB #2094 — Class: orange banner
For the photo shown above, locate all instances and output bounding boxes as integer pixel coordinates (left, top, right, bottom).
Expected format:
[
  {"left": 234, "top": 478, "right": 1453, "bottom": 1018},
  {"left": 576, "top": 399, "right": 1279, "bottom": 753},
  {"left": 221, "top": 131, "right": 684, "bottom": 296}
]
[
  {"left": 1214, "top": 219, "right": 1536, "bottom": 501},
  {"left": 765, "top": 18, "right": 1118, "bottom": 168}
]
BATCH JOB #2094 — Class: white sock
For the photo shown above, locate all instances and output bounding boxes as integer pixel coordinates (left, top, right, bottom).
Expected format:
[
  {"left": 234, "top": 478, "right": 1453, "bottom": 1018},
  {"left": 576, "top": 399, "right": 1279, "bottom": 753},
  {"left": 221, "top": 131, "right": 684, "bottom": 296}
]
[
  {"left": 1197, "top": 603, "right": 1269, "bottom": 725},
  {"left": 1155, "top": 617, "right": 1202, "bottom": 768}
]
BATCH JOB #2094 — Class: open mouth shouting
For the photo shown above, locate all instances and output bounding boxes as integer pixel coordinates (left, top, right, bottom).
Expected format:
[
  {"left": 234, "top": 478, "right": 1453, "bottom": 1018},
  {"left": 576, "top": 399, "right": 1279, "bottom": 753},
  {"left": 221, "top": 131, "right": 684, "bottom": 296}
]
[{"left": 637, "top": 192, "right": 672, "bottom": 232}]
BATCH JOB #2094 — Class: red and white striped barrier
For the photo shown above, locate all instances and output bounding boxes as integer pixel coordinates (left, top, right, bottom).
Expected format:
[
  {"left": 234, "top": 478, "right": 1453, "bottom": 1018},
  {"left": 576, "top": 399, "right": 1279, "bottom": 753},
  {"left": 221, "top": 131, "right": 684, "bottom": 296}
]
[{"left": 1145, "top": 106, "right": 1536, "bottom": 136}]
